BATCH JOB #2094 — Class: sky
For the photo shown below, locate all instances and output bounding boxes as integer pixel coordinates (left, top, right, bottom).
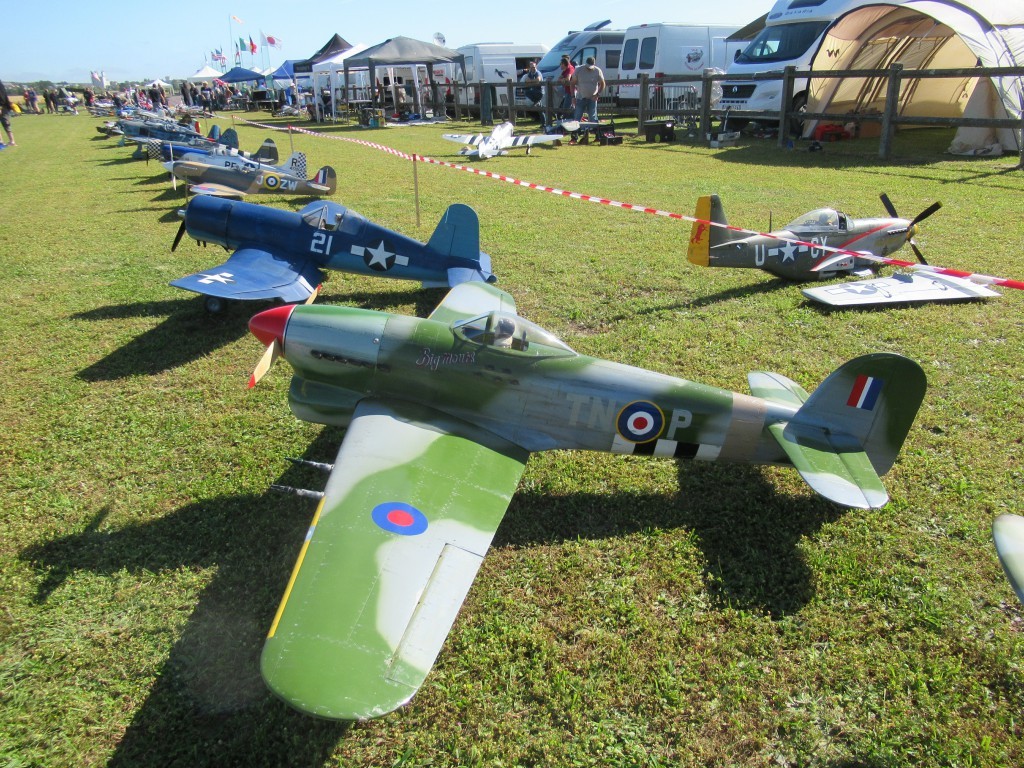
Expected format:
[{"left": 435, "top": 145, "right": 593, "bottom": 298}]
[{"left": 3, "top": 0, "right": 773, "bottom": 84}]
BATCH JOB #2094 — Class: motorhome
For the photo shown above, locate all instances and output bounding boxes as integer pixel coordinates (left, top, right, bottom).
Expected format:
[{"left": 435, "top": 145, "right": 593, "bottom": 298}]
[
  {"left": 457, "top": 43, "right": 549, "bottom": 85},
  {"left": 718, "top": 0, "right": 868, "bottom": 117},
  {"left": 617, "top": 23, "right": 744, "bottom": 108},
  {"left": 450, "top": 42, "right": 548, "bottom": 107},
  {"left": 535, "top": 20, "right": 625, "bottom": 81}
]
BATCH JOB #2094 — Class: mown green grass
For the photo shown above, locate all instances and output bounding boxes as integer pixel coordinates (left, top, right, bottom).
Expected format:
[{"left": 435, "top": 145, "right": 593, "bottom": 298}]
[{"left": 1, "top": 111, "right": 1022, "bottom": 767}]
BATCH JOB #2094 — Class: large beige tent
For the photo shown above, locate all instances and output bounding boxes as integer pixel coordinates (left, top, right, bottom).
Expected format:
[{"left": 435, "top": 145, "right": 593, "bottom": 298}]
[{"left": 805, "top": 0, "right": 1023, "bottom": 153}]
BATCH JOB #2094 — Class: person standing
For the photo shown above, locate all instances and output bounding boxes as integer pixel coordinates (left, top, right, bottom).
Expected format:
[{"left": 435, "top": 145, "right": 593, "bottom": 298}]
[
  {"left": 569, "top": 56, "right": 605, "bottom": 123},
  {"left": 557, "top": 55, "right": 576, "bottom": 113},
  {"left": 0, "top": 80, "right": 16, "bottom": 146}
]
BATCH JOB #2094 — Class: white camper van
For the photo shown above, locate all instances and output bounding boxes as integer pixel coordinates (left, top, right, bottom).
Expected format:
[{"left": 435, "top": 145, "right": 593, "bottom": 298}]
[
  {"left": 535, "top": 20, "right": 625, "bottom": 81},
  {"left": 617, "top": 23, "right": 744, "bottom": 107},
  {"left": 453, "top": 42, "right": 549, "bottom": 107},
  {"left": 719, "top": 0, "right": 867, "bottom": 117}
]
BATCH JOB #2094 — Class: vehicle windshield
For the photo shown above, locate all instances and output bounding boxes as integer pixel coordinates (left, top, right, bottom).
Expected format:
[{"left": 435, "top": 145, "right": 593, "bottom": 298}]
[
  {"left": 787, "top": 208, "right": 842, "bottom": 231},
  {"left": 453, "top": 312, "right": 576, "bottom": 357},
  {"left": 734, "top": 21, "right": 830, "bottom": 65},
  {"left": 538, "top": 38, "right": 579, "bottom": 72}
]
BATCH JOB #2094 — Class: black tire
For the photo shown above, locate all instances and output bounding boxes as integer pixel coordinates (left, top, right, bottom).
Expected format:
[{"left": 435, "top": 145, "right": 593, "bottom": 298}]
[
  {"left": 789, "top": 93, "right": 808, "bottom": 138},
  {"left": 204, "top": 296, "right": 225, "bottom": 314}
]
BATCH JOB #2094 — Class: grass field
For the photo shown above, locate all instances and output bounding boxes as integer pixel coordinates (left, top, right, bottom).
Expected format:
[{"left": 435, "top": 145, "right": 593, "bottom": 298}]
[{"left": 1, "top": 110, "right": 1023, "bottom": 767}]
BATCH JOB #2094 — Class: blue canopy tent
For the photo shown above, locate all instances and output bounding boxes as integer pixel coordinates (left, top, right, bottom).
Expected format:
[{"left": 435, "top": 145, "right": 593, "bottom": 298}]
[
  {"left": 270, "top": 60, "right": 302, "bottom": 81},
  {"left": 219, "top": 66, "right": 266, "bottom": 84}
]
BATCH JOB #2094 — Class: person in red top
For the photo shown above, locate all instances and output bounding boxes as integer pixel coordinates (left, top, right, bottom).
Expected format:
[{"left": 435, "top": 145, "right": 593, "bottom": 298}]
[{"left": 557, "top": 55, "right": 575, "bottom": 113}]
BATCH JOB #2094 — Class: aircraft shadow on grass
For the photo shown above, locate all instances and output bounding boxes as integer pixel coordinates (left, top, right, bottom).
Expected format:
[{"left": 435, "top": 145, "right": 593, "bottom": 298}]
[
  {"left": 602, "top": 277, "right": 793, "bottom": 323},
  {"left": 73, "top": 287, "right": 438, "bottom": 382},
  {"left": 21, "top": 425, "right": 842, "bottom": 765},
  {"left": 73, "top": 299, "right": 253, "bottom": 381}
]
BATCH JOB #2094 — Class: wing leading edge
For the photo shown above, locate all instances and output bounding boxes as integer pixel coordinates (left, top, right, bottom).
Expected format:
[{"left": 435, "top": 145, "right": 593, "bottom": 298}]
[{"left": 261, "top": 398, "right": 529, "bottom": 720}]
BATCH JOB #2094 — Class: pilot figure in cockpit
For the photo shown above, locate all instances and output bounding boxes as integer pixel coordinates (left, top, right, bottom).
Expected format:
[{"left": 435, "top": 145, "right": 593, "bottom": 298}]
[{"left": 493, "top": 316, "right": 518, "bottom": 348}]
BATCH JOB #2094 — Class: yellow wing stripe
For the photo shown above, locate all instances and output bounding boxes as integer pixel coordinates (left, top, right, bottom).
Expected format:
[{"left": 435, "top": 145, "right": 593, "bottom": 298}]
[{"left": 268, "top": 495, "right": 327, "bottom": 638}]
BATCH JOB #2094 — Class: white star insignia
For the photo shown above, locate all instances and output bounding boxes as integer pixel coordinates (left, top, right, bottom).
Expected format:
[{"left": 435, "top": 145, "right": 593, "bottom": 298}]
[
  {"left": 780, "top": 242, "right": 797, "bottom": 262},
  {"left": 365, "top": 241, "right": 394, "bottom": 269},
  {"left": 198, "top": 272, "right": 235, "bottom": 284}
]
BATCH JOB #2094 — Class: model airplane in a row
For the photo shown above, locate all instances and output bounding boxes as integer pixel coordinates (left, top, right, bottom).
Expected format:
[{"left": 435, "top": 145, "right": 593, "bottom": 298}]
[
  {"left": 164, "top": 151, "right": 336, "bottom": 199},
  {"left": 687, "top": 194, "right": 1004, "bottom": 306},
  {"left": 442, "top": 121, "right": 562, "bottom": 159},
  {"left": 169, "top": 195, "right": 496, "bottom": 312},
  {"left": 164, "top": 147, "right": 309, "bottom": 186},
  {"left": 245, "top": 280, "right": 926, "bottom": 720},
  {"left": 142, "top": 128, "right": 279, "bottom": 166}
]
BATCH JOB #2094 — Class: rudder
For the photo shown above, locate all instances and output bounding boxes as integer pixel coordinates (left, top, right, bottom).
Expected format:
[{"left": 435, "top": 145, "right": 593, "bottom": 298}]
[
  {"left": 795, "top": 353, "right": 926, "bottom": 476},
  {"left": 687, "top": 194, "right": 736, "bottom": 266}
]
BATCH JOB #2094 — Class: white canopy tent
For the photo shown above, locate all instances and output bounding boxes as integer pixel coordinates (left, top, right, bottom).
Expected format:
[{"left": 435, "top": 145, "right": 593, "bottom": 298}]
[
  {"left": 310, "top": 43, "right": 371, "bottom": 118},
  {"left": 185, "top": 65, "right": 224, "bottom": 83},
  {"left": 805, "top": 0, "right": 1023, "bottom": 153}
]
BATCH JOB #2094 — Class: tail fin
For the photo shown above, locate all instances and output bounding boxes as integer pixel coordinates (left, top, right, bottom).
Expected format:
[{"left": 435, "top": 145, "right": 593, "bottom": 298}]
[
  {"left": 426, "top": 204, "right": 495, "bottom": 286},
  {"left": 287, "top": 152, "right": 308, "bottom": 179},
  {"left": 207, "top": 124, "right": 221, "bottom": 141},
  {"left": 751, "top": 353, "right": 926, "bottom": 509},
  {"left": 308, "top": 166, "right": 336, "bottom": 194},
  {"left": 253, "top": 138, "right": 278, "bottom": 164},
  {"left": 687, "top": 194, "right": 739, "bottom": 266},
  {"left": 219, "top": 127, "right": 239, "bottom": 150}
]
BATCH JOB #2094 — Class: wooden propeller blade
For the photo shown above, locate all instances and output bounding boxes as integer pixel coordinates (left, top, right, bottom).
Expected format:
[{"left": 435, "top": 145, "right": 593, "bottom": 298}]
[{"left": 248, "top": 340, "right": 281, "bottom": 389}]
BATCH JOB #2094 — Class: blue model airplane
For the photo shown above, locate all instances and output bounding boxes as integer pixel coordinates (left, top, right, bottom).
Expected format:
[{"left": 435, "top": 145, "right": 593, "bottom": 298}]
[
  {"left": 140, "top": 127, "right": 280, "bottom": 166},
  {"left": 169, "top": 195, "right": 497, "bottom": 312}
]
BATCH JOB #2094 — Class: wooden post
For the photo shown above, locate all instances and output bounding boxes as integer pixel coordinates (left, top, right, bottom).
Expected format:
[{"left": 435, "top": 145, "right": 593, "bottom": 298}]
[
  {"left": 545, "top": 80, "right": 555, "bottom": 128},
  {"left": 1018, "top": 90, "right": 1024, "bottom": 169},
  {"left": 700, "top": 68, "right": 713, "bottom": 139},
  {"left": 777, "top": 66, "right": 796, "bottom": 147},
  {"left": 637, "top": 74, "right": 648, "bottom": 135},
  {"left": 480, "top": 81, "right": 492, "bottom": 126},
  {"left": 412, "top": 154, "right": 420, "bottom": 228},
  {"left": 879, "top": 62, "right": 903, "bottom": 160},
  {"left": 505, "top": 79, "right": 516, "bottom": 126}
]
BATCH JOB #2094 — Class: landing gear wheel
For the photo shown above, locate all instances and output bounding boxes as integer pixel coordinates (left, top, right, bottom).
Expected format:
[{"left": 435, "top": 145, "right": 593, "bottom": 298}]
[{"left": 204, "top": 296, "right": 225, "bottom": 314}]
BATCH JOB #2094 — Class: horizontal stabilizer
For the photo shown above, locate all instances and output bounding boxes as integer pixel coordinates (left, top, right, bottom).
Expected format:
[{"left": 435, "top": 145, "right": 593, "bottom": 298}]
[
  {"left": 747, "top": 371, "right": 809, "bottom": 408},
  {"left": 993, "top": 514, "right": 1024, "bottom": 604},
  {"left": 767, "top": 421, "right": 888, "bottom": 509}
]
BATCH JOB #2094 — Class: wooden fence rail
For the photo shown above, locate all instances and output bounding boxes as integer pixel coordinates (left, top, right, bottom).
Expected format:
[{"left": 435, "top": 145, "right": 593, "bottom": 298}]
[{"left": 403, "top": 63, "right": 1022, "bottom": 165}]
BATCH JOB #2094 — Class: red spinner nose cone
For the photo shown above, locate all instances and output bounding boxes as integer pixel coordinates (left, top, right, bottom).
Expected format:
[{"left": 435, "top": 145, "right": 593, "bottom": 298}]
[{"left": 249, "top": 304, "right": 295, "bottom": 347}]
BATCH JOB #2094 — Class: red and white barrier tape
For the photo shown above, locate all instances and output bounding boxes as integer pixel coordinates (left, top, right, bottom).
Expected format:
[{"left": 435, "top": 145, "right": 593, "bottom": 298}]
[{"left": 236, "top": 118, "right": 1024, "bottom": 291}]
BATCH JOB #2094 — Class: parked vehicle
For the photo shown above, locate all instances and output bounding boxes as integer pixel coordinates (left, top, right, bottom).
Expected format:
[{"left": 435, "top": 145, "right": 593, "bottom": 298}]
[
  {"left": 449, "top": 42, "right": 549, "bottom": 107},
  {"left": 535, "top": 20, "right": 625, "bottom": 81},
  {"left": 719, "top": 0, "right": 870, "bottom": 120},
  {"left": 617, "top": 23, "right": 744, "bottom": 108}
]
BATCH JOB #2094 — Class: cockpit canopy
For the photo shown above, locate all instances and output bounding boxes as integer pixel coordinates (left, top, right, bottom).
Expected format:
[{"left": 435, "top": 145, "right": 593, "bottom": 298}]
[
  {"left": 301, "top": 203, "right": 345, "bottom": 231},
  {"left": 786, "top": 208, "right": 849, "bottom": 233},
  {"left": 453, "top": 311, "right": 576, "bottom": 357}
]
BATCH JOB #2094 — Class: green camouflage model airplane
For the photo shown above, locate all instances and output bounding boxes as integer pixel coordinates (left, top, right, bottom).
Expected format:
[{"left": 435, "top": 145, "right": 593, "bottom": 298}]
[{"left": 246, "top": 282, "right": 926, "bottom": 720}]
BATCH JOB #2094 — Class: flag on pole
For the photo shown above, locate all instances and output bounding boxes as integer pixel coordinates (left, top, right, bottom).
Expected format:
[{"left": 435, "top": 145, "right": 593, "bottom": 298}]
[
  {"left": 249, "top": 35, "right": 258, "bottom": 55},
  {"left": 261, "top": 32, "right": 283, "bottom": 49},
  {"left": 231, "top": 15, "right": 244, "bottom": 24},
  {"left": 212, "top": 49, "right": 227, "bottom": 63},
  {"left": 239, "top": 37, "right": 246, "bottom": 54}
]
